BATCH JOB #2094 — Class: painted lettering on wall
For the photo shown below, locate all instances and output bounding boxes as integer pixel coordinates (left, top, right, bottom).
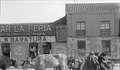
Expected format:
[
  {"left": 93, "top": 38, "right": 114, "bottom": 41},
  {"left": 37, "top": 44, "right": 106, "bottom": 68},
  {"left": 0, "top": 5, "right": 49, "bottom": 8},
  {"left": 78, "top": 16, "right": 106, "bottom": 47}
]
[
  {"left": 0, "top": 36, "right": 56, "bottom": 43},
  {"left": 0, "top": 24, "right": 55, "bottom": 36}
]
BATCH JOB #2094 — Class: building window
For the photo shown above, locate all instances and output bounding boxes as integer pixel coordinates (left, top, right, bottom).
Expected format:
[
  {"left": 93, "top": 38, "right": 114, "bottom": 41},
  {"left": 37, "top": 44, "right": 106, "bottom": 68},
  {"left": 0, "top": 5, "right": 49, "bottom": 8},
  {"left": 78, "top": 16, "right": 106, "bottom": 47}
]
[
  {"left": 76, "top": 21, "right": 86, "bottom": 36},
  {"left": 102, "top": 40, "right": 111, "bottom": 56},
  {"left": 77, "top": 40, "right": 86, "bottom": 57},
  {"left": 77, "top": 40, "right": 86, "bottom": 51},
  {"left": 101, "top": 21, "right": 110, "bottom": 36},
  {"left": 76, "top": 21, "right": 85, "bottom": 30}
]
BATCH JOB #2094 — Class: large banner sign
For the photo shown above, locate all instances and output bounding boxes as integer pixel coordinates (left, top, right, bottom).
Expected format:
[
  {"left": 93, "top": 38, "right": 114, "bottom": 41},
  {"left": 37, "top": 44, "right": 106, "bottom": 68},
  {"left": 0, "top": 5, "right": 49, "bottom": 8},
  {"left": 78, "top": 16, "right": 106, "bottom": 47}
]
[
  {"left": 0, "top": 24, "right": 55, "bottom": 37},
  {"left": 0, "top": 36, "right": 56, "bottom": 43}
]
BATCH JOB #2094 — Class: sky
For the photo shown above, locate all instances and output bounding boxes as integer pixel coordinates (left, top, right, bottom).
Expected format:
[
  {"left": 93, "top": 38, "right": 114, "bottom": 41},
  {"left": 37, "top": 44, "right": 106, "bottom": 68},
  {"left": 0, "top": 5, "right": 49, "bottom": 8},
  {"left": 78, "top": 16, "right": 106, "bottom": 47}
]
[{"left": 0, "top": 0, "right": 120, "bottom": 24}]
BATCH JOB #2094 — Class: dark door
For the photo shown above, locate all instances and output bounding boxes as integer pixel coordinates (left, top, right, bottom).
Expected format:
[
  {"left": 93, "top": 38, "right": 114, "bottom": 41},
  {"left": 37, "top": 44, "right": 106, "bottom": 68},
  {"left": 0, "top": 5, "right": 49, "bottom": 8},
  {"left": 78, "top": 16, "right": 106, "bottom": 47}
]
[
  {"left": 43, "top": 42, "right": 51, "bottom": 54},
  {"left": 29, "top": 42, "right": 38, "bottom": 59},
  {"left": 1, "top": 43, "right": 10, "bottom": 57},
  {"left": 102, "top": 40, "right": 111, "bottom": 56}
]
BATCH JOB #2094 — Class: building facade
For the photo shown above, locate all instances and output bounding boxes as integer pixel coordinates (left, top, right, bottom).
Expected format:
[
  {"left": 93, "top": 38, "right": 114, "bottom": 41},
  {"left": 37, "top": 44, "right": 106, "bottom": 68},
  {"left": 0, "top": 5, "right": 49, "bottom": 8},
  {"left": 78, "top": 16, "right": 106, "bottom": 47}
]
[
  {"left": 0, "top": 16, "right": 67, "bottom": 66},
  {"left": 66, "top": 3, "right": 120, "bottom": 59},
  {"left": 1, "top": 3, "right": 120, "bottom": 66}
]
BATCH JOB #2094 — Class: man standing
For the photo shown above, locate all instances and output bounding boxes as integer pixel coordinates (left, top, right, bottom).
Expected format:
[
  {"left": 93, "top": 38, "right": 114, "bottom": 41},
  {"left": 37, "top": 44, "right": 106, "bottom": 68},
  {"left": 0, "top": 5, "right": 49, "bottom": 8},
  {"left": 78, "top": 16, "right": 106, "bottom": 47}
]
[
  {"left": 98, "top": 52, "right": 107, "bottom": 70},
  {"left": 90, "top": 52, "right": 100, "bottom": 70},
  {"left": 30, "top": 46, "right": 37, "bottom": 59}
]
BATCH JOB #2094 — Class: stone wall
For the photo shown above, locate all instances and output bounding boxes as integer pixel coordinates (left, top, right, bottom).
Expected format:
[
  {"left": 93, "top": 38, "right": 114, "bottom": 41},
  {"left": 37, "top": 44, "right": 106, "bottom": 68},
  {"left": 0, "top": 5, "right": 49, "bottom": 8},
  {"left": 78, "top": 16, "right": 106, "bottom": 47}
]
[{"left": 68, "top": 37, "right": 120, "bottom": 59}]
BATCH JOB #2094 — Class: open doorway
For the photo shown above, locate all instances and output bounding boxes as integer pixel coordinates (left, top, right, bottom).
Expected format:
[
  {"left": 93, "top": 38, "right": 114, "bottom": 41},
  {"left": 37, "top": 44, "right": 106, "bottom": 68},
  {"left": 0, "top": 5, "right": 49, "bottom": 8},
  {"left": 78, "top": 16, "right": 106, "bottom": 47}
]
[
  {"left": 43, "top": 42, "right": 51, "bottom": 54},
  {"left": 29, "top": 42, "right": 38, "bottom": 59},
  {"left": 1, "top": 43, "right": 10, "bottom": 57}
]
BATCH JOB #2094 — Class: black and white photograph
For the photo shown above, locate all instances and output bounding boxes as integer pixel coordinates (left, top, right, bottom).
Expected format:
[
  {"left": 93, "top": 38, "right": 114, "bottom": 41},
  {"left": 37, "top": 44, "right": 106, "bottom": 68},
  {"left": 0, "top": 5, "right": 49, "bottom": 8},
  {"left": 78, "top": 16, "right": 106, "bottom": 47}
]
[{"left": 0, "top": 0, "right": 120, "bottom": 70}]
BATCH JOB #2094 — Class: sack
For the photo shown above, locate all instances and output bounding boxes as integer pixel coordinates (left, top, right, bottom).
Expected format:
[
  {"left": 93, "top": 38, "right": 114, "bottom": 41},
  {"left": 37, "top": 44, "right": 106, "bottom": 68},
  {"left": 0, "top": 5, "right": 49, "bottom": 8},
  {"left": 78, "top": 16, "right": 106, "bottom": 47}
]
[{"left": 45, "top": 55, "right": 59, "bottom": 67}]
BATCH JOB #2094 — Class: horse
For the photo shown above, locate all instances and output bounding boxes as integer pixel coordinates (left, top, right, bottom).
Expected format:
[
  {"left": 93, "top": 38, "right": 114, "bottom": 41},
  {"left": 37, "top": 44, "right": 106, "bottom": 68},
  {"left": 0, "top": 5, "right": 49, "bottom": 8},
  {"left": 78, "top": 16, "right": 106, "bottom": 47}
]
[
  {"left": 0, "top": 55, "right": 18, "bottom": 70},
  {"left": 21, "top": 54, "right": 67, "bottom": 70},
  {"left": 80, "top": 55, "right": 100, "bottom": 70},
  {"left": 39, "top": 54, "right": 67, "bottom": 70}
]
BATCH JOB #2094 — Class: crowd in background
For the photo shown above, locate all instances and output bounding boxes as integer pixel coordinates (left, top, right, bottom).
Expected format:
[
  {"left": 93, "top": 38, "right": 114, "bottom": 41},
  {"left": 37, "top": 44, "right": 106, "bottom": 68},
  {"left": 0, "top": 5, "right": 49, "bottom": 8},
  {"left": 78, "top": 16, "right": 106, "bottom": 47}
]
[{"left": 67, "top": 52, "right": 114, "bottom": 70}]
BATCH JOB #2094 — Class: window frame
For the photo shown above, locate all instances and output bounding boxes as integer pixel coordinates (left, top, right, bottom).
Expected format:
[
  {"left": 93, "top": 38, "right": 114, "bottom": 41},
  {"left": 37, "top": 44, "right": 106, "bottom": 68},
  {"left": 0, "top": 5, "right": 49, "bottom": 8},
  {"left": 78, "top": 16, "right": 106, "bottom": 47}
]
[
  {"left": 29, "top": 42, "right": 38, "bottom": 59},
  {"left": 76, "top": 21, "right": 86, "bottom": 30},
  {"left": 102, "top": 40, "right": 111, "bottom": 56},
  {"left": 77, "top": 40, "right": 86, "bottom": 51},
  {"left": 76, "top": 21, "right": 86, "bottom": 36},
  {"left": 77, "top": 40, "right": 86, "bottom": 58},
  {"left": 100, "top": 21, "right": 110, "bottom": 36},
  {"left": 100, "top": 21, "right": 110, "bottom": 29}
]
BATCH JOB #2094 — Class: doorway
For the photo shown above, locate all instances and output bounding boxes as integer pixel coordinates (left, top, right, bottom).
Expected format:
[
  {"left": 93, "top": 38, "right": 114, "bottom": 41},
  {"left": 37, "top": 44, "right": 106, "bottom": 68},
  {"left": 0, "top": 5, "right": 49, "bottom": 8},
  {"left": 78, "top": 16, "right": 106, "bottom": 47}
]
[
  {"left": 1, "top": 43, "right": 10, "bottom": 57},
  {"left": 29, "top": 42, "right": 38, "bottom": 59},
  {"left": 43, "top": 42, "right": 51, "bottom": 54}
]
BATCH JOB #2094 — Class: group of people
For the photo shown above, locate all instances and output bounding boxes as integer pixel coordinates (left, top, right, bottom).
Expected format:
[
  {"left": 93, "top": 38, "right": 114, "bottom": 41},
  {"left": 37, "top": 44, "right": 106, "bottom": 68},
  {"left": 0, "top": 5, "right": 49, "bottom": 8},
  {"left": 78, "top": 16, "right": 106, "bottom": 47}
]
[
  {"left": 67, "top": 52, "right": 114, "bottom": 70},
  {"left": 67, "top": 56, "right": 83, "bottom": 70},
  {"left": 86, "top": 52, "right": 109, "bottom": 70}
]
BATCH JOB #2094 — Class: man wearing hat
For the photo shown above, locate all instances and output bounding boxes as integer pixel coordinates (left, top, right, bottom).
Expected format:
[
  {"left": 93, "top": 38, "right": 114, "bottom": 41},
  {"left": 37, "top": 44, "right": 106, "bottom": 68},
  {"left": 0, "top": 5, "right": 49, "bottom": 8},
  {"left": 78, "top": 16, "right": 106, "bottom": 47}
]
[{"left": 98, "top": 52, "right": 107, "bottom": 70}]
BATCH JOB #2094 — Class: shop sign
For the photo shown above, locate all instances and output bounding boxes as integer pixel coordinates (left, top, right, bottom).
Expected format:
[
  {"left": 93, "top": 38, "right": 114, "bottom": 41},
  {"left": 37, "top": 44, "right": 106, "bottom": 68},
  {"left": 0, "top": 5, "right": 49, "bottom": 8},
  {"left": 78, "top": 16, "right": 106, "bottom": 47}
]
[
  {"left": 0, "top": 36, "right": 56, "bottom": 43},
  {"left": 0, "top": 24, "right": 55, "bottom": 36}
]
